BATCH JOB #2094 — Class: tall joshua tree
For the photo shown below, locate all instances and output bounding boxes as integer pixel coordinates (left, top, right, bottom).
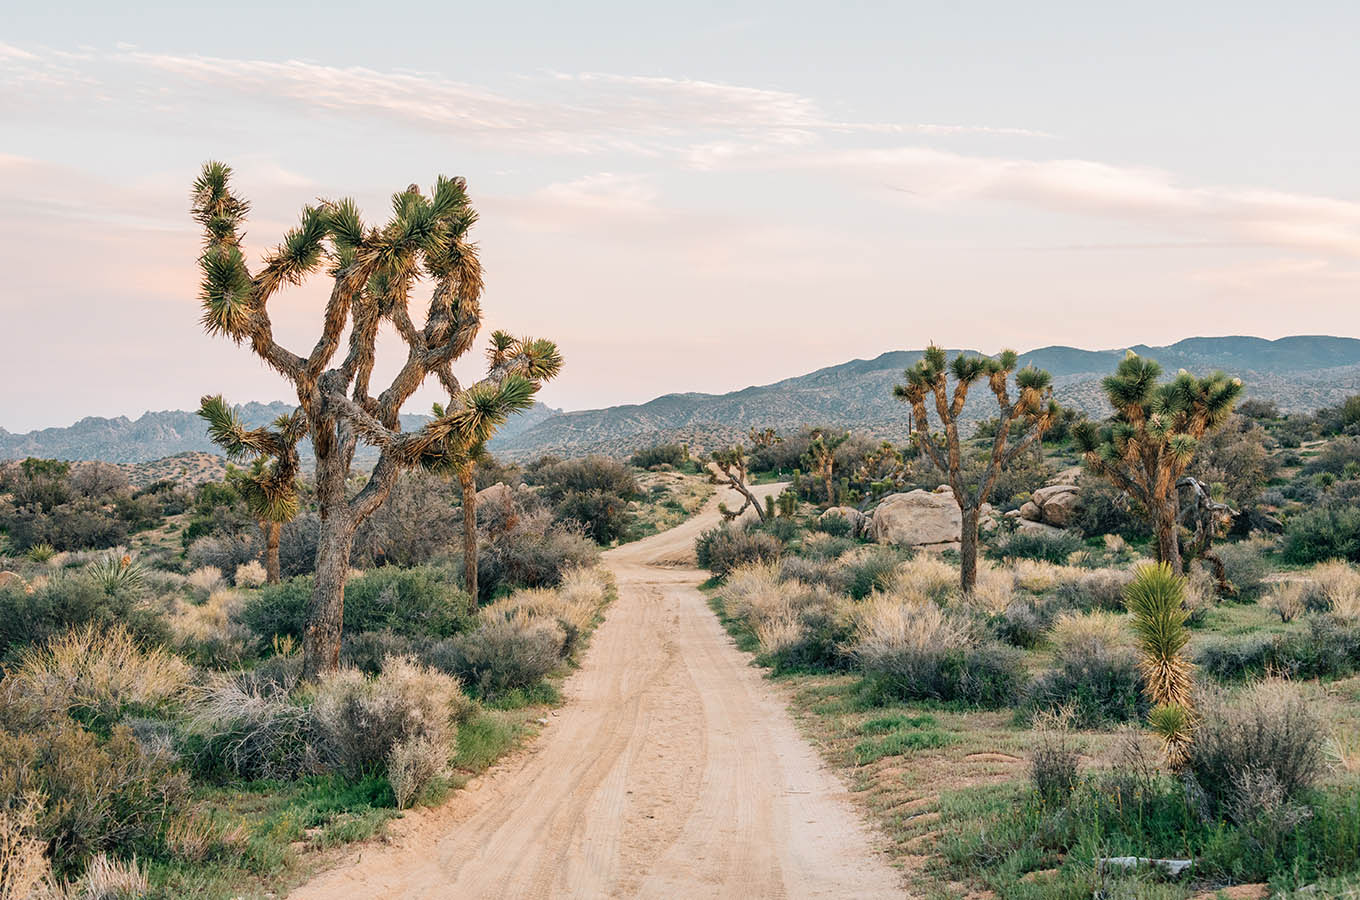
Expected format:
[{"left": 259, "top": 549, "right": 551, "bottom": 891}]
[
  {"left": 804, "top": 428, "right": 849, "bottom": 506},
  {"left": 1073, "top": 353, "right": 1241, "bottom": 574},
  {"left": 895, "top": 346, "right": 1056, "bottom": 592},
  {"left": 1126, "top": 562, "right": 1196, "bottom": 767},
  {"left": 192, "top": 162, "right": 561, "bottom": 679},
  {"left": 198, "top": 395, "right": 303, "bottom": 583}
]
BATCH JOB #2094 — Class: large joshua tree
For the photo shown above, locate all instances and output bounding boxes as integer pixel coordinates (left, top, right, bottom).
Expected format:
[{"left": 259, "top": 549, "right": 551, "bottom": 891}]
[
  {"left": 804, "top": 428, "right": 849, "bottom": 506},
  {"left": 192, "top": 162, "right": 561, "bottom": 679},
  {"left": 1073, "top": 353, "right": 1241, "bottom": 574},
  {"left": 198, "top": 395, "right": 303, "bottom": 583},
  {"left": 895, "top": 346, "right": 1056, "bottom": 592}
]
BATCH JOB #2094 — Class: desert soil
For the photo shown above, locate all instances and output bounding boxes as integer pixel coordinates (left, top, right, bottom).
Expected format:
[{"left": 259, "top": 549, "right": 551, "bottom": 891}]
[{"left": 290, "top": 483, "right": 903, "bottom": 899}]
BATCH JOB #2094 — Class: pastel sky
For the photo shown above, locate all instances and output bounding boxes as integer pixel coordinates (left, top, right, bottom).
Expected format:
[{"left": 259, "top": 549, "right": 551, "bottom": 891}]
[{"left": 3, "top": 1, "right": 1359, "bottom": 432}]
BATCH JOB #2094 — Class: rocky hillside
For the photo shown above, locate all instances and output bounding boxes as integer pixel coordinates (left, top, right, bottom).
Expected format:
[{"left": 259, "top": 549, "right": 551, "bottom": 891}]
[{"left": 489, "top": 335, "right": 1360, "bottom": 459}]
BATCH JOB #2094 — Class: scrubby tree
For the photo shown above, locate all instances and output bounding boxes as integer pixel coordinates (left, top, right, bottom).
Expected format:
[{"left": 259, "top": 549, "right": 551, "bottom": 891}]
[
  {"left": 1074, "top": 353, "right": 1241, "bottom": 574},
  {"left": 895, "top": 346, "right": 1056, "bottom": 592},
  {"left": 710, "top": 446, "right": 765, "bottom": 521},
  {"left": 748, "top": 427, "right": 781, "bottom": 448},
  {"left": 1125, "top": 563, "right": 1195, "bottom": 767},
  {"left": 191, "top": 162, "right": 560, "bottom": 679},
  {"left": 198, "top": 395, "right": 303, "bottom": 584}
]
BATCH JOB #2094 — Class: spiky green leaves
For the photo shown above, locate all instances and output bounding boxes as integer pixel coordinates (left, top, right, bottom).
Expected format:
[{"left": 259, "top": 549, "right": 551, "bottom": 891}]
[
  {"left": 198, "top": 395, "right": 270, "bottom": 459},
  {"left": 199, "top": 245, "right": 254, "bottom": 339},
  {"left": 1126, "top": 562, "right": 1196, "bottom": 766},
  {"left": 191, "top": 161, "right": 249, "bottom": 243}
]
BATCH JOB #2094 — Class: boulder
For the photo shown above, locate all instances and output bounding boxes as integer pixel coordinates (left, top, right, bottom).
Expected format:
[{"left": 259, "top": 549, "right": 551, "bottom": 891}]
[
  {"left": 0, "top": 571, "right": 26, "bottom": 591},
  {"left": 1014, "top": 518, "right": 1066, "bottom": 536},
  {"left": 1018, "top": 500, "right": 1041, "bottom": 521},
  {"left": 475, "top": 482, "right": 517, "bottom": 508},
  {"left": 871, "top": 490, "right": 961, "bottom": 547},
  {"left": 820, "top": 506, "right": 866, "bottom": 536},
  {"left": 1031, "top": 484, "right": 1081, "bottom": 527},
  {"left": 1049, "top": 466, "right": 1083, "bottom": 486}
]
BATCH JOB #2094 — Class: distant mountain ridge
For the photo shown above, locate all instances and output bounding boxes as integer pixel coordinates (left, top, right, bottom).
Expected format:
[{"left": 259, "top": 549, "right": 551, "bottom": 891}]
[
  {"left": 488, "top": 335, "right": 1360, "bottom": 458},
  {"left": 4, "top": 337, "right": 1358, "bottom": 464}
]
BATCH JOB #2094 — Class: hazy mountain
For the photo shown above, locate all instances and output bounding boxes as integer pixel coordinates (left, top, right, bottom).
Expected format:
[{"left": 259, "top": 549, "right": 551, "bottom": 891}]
[
  {"left": 5, "top": 336, "right": 1358, "bottom": 465},
  {"left": 489, "top": 335, "right": 1360, "bottom": 458},
  {"left": 0, "top": 401, "right": 560, "bottom": 465}
]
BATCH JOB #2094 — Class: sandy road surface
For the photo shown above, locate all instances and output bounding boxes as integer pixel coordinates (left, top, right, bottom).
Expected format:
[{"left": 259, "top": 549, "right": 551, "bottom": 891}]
[{"left": 290, "top": 483, "right": 903, "bottom": 899}]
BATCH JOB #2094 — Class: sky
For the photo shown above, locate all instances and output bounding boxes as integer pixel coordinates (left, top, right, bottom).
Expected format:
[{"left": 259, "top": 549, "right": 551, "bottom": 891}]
[{"left": 3, "top": 1, "right": 1359, "bottom": 432}]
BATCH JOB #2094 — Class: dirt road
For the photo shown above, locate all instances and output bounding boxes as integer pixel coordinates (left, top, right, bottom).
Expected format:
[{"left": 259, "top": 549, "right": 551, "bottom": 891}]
[{"left": 290, "top": 483, "right": 902, "bottom": 899}]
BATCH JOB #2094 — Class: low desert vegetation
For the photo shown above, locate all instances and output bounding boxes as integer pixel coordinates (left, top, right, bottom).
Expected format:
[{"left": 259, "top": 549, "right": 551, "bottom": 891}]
[{"left": 700, "top": 366, "right": 1360, "bottom": 896}]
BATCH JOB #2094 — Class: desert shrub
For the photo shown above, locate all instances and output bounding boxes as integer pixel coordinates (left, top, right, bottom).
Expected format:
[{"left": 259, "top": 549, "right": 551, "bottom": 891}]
[
  {"left": 721, "top": 564, "right": 849, "bottom": 672},
  {"left": 239, "top": 567, "right": 473, "bottom": 647},
  {"left": 71, "top": 852, "right": 150, "bottom": 899},
  {"left": 388, "top": 735, "right": 448, "bottom": 809},
  {"left": 1030, "top": 708, "right": 1080, "bottom": 804},
  {"left": 351, "top": 470, "right": 461, "bottom": 568},
  {"left": 840, "top": 547, "right": 909, "bottom": 600},
  {"left": 1026, "top": 612, "right": 1143, "bottom": 726},
  {"left": 233, "top": 560, "right": 267, "bottom": 588},
  {"left": 185, "top": 667, "right": 321, "bottom": 782},
  {"left": 993, "top": 599, "right": 1050, "bottom": 648},
  {"left": 1264, "top": 581, "right": 1305, "bottom": 622},
  {"left": 849, "top": 594, "right": 1023, "bottom": 706},
  {"left": 777, "top": 555, "right": 850, "bottom": 594},
  {"left": 1050, "top": 567, "right": 1134, "bottom": 613},
  {"left": 630, "top": 444, "right": 688, "bottom": 468},
  {"left": 478, "top": 568, "right": 609, "bottom": 658},
  {"left": 797, "top": 533, "right": 856, "bottom": 562},
  {"left": 7, "top": 625, "right": 191, "bottom": 729},
  {"left": 1071, "top": 479, "right": 1152, "bottom": 540},
  {"left": 0, "top": 792, "right": 50, "bottom": 899},
  {"left": 1283, "top": 504, "right": 1360, "bottom": 564},
  {"left": 531, "top": 455, "right": 638, "bottom": 502},
  {"left": 554, "top": 489, "right": 631, "bottom": 544},
  {"left": 1187, "top": 680, "right": 1323, "bottom": 821},
  {"left": 477, "top": 514, "right": 599, "bottom": 600},
  {"left": 750, "top": 516, "right": 801, "bottom": 543},
  {"left": 186, "top": 533, "right": 259, "bottom": 578},
  {"left": 1196, "top": 614, "right": 1360, "bottom": 681},
  {"left": 1213, "top": 539, "right": 1271, "bottom": 600},
  {"left": 186, "top": 565, "right": 225, "bottom": 598},
  {"left": 433, "top": 617, "right": 565, "bottom": 699},
  {"left": 0, "top": 577, "right": 168, "bottom": 658},
  {"left": 815, "top": 513, "right": 854, "bottom": 538},
  {"left": 963, "top": 564, "right": 1014, "bottom": 615},
  {"left": 0, "top": 719, "right": 188, "bottom": 877},
  {"left": 695, "top": 524, "right": 781, "bottom": 578},
  {"left": 1008, "top": 558, "right": 1074, "bottom": 593},
  {"left": 341, "top": 630, "right": 430, "bottom": 676},
  {"left": 991, "top": 528, "right": 1083, "bottom": 564},
  {"left": 277, "top": 512, "right": 320, "bottom": 577},
  {"left": 312, "top": 656, "right": 464, "bottom": 777}
]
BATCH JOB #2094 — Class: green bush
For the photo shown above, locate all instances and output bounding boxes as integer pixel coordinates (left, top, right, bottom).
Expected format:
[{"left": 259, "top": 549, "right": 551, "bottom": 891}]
[
  {"left": 239, "top": 567, "right": 474, "bottom": 646},
  {"left": 815, "top": 513, "right": 854, "bottom": 538},
  {"left": 1213, "top": 540, "right": 1271, "bottom": 600},
  {"left": 1283, "top": 505, "right": 1360, "bottom": 564},
  {"left": 1196, "top": 615, "right": 1360, "bottom": 681},
  {"left": 991, "top": 528, "right": 1083, "bottom": 564},
  {"left": 1025, "top": 642, "right": 1145, "bottom": 727},
  {"left": 629, "top": 444, "right": 688, "bottom": 468},
  {"left": 432, "top": 618, "right": 566, "bottom": 699},
  {"left": 477, "top": 520, "right": 600, "bottom": 600},
  {"left": 695, "top": 524, "right": 781, "bottom": 578},
  {"left": 842, "top": 547, "right": 908, "bottom": 600},
  {"left": 0, "top": 576, "right": 168, "bottom": 659},
  {"left": 860, "top": 641, "right": 1025, "bottom": 708},
  {"left": 554, "top": 489, "right": 631, "bottom": 544}
]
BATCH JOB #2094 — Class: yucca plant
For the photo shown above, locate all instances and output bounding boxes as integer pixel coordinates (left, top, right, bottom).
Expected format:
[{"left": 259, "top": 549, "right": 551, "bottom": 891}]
[
  {"left": 191, "top": 162, "right": 561, "bottom": 679},
  {"left": 1126, "top": 562, "right": 1195, "bottom": 767},
  {"left": 1074, "top": 352, "right": 1241, "bottom": 573},
  {"left": 26, "top": 542, "right": 56, "bottom": 563},
  {"left": 894, "top": 345, "right": 1057, "bottom": 592},
  {"left": 84, "top": 552, "right": 147, "bottom": 596}
]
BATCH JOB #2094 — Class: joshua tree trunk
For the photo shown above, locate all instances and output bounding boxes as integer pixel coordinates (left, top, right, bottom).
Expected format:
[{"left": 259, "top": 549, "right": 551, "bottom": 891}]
[
  {"left": 960, "top": 505, "right": 981, "bottom": 593},
  {"left": 459, "top": 463, "right": 479, "bottom": 607},
  {"left": 1154, "top": 497, "right": 1182, "bottom": 575},
  {"left": 263, "top": 520, "right": 282, "bottom": 584},
  {"left": 302, "top": 512, "right": 357, "bottom": 681}
]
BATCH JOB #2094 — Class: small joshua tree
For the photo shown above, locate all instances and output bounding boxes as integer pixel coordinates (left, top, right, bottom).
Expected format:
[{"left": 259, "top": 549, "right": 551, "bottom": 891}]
[
  {"left": 710, "top": 446, "right": 765, "bottom": 521},
  {"left": 895, "top": 346, "right": 1056, "bottom": 592},
  {"left": 192, "top": 162, "right": 561, "bottom": 679},
  {"left": 198, "top": 395, "right": 302, "bottom": 584},
  {"left": 1126, "top": 562, "right": 1195, "bottom": 767},
  {"left": 1074, "top": 353, "right": 1241, "bottom": 574},
  {"left": 803, "top": 428, "right": 849, "bottom": 506},
  {"left": 749, "top": 427, "right": 781, "bottom": 448}
]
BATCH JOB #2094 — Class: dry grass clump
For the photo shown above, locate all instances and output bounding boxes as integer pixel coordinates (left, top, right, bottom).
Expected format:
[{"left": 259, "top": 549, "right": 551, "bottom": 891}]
[
  {"left": 0, "top": 793, "right": 50, "bottom": 900},
  {"left": 1307, "top": 560, "right": 1360, "bottom": 619},
  {"left": 1053, "top": 567, "right": 1135, "bottom": 612},
  {"left": 313, "top": 655, "right": 464, "bottom": 779},
  {"left": 1010, "top": 559, "right": 1076, "bottom": 593},
  {"left": 479, "top": 567, "right": 610, "bottom": 637},
  {"left": 70, "top": 853, "right": 149, "bottom": 899},
  {"left": 849, "top": 590, "right": 970, "bottom": 659},
  {"left": 388, "top": 735, "right": 448, "bottom": 809},
  {"left": 185, "top": 668, "right": 324, "bottom": 780},
  {"left": 164, "top": 814, "right": 247, "bottom": 864},
  {"left": 11, "top": 625, "right": 191, "bottom": 725},
  {"left": 186, "top": 566, "right": 225, "bottom": 599},
  {"left": 882, "top": 555, "right": 957, "bottom": 604},
  {"left": 722, "top": 562, "right": 786, "bottom": 625},
  {"left": 1264, "top": 581, "right": 1306, "bottom": 623},
  {"left": 752, "top": 583, "right": 839, "bottom": 656},
  {"left": 963, "top": 564, "right": 1014, "bottom": 615},
  {"left": 1048, "top": 610, "right": 1131, "bottom": 658},
  {"left": 233, "top": 560, "right": 267, "bottom": 588},
  {"left": 168, "top": 588, "right": 253, "bottom": 661}
]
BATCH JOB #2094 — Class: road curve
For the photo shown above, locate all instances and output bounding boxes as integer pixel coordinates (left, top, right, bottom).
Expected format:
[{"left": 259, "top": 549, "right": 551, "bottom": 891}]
[{"left": 290, "top": 482, "right": 903, "bottom": 899}]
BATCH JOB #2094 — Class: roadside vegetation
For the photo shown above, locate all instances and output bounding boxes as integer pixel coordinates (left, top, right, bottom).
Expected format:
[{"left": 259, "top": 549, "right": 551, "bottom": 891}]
[{"left": 701, "top": 357, "right": 1360, "bottom": 897}]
